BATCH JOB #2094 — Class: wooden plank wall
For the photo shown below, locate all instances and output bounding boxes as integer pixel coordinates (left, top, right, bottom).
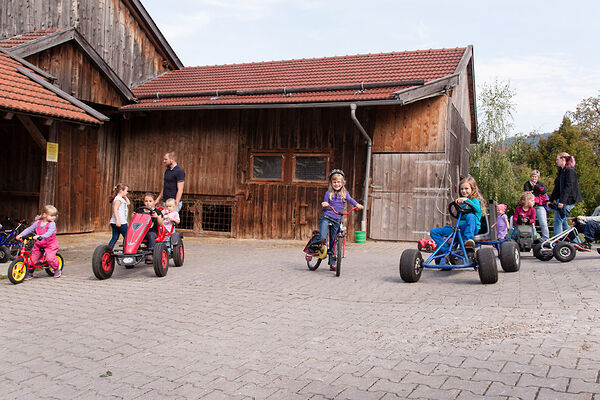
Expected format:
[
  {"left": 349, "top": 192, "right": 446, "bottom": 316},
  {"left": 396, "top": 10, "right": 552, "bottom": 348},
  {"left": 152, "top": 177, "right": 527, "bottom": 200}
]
[
  {"left": 120, "top": 110, "right": 239, "bottom": 196},
  {"left": 120, "top": 107, "right": 373, "bottom": 239},
  {"left": 372, "top": 96, "right": 447, "bottom": 152},
  {"left": 449, "top": 103, "right": 471, "bottom": 182},
  {"left": 370, "top": 153, "right": 449, "bottom": 241},
  {"left": 0, "top": 0, "right": 169, "bottom": 87},
  {"left": 27, "top": 43, "right": 126, "bottom": 108},
  {"left": 0, "top": 118, "right": 42, "bottom": 222}
]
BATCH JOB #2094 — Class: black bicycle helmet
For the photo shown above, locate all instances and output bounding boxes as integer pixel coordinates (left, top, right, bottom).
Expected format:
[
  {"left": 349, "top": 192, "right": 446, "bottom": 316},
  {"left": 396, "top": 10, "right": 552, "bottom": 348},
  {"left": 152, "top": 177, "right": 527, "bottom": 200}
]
[{"left": 328, "top": 169, "right": 345, "bottom": 180}]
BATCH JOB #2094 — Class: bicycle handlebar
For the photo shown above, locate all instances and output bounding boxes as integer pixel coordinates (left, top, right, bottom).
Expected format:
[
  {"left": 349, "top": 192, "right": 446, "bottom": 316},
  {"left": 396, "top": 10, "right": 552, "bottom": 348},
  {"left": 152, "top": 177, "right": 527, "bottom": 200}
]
[{"left": 326, "top": 205, "right": 360, "bottom": 215}]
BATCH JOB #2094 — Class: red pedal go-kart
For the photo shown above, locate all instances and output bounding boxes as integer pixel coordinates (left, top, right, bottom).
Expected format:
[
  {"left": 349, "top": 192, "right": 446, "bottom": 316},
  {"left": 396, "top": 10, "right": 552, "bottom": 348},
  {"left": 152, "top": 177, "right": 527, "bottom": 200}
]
[
  {"left": 92, "top": 206, "right": 184, "bottom": 279},
  {"left": 417, "top": 238, "right": 436, "bottom": 252}
]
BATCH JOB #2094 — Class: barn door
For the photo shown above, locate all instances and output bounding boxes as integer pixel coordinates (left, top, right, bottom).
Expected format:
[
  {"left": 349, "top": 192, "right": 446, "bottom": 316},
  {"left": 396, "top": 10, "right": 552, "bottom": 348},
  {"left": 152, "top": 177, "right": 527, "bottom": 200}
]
[{"left": 370, "top": 153, "right": 449, "bottom": 241}]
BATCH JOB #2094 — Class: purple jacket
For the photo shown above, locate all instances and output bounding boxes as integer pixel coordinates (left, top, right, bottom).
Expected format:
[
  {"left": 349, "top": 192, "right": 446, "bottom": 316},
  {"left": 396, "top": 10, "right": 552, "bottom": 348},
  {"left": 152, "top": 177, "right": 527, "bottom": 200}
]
[{"left": 322, "top": 190, "right": 358, "bottom": 220}]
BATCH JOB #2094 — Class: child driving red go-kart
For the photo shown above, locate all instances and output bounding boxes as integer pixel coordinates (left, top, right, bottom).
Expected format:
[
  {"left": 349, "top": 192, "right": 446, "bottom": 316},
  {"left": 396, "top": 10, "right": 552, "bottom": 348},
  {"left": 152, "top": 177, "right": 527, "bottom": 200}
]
[{"left": 92, "top": 193, "right": 184, "bottom": 280}]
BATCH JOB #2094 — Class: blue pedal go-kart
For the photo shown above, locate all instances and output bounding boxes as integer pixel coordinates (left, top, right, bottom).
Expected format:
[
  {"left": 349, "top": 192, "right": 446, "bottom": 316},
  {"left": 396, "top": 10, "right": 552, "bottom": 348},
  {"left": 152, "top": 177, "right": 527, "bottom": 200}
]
[
  {"left": 399, "top": 201, "right": 520, "bottom": 285},
  {"left": 0, "top": 217, "right": 28, "bottom": 263}
]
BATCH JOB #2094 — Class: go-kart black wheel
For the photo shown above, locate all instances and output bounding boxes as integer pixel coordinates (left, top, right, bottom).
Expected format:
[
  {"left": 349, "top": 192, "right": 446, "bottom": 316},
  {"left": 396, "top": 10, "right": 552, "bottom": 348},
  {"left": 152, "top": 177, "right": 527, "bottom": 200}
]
[
  {"left": 153, "top": 242, "right": 169, "bottom": 277},
  {"left": 92, "top": 245, "right": 114, "bottom": 280},
  {"left": 553, "top": 241, "right": 576, "bottom": 263},
  {"left": 425, "top": 244, "right": 433, "bottom": 252},
  {"left": 45, "top": 253, "right": 65, "bottom": 276},
  {"left": 173, "top": 241, "right": 184, "bottom": 267},
  {"left": 399, "top": 249, "right": 423, "bottom": 283},
  {"left": 0, "top": 245, "right": 10, "bottom": 263},
  {"left": 476, "top": 247, "right": 498, "bottom": 284},
  {"left": 417, "top": 242, "right": 423, "bottom": 251},
  {"left": 533, "top": 242, "right": 554, "bottom": 261},
  {"left": 335, "top": 236, "right": 343, "bottom": 277},
  {"left": 7, "top": 257, "right": 27, "bottom": 284},
  {"left": 499, "top": 240, "right": 520, "bottom": 272},
  {"left": 448, "top": 201, "right": 476, "bottom": 219}
]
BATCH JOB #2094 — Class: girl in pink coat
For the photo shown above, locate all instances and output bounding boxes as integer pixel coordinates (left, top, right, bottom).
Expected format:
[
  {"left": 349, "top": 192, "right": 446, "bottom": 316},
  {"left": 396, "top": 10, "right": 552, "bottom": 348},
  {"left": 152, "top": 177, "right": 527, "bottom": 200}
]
[{"left": 17, "top": 205, "right": 61, "bottom": 279}]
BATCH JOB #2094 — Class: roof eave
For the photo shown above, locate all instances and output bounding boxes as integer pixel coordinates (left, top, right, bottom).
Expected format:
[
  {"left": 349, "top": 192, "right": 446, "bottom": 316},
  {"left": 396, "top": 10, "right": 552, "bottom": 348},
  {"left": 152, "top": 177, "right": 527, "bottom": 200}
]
[
  {"left": 121, "top": 79, "right": 453, "bottom": 112},
  {"left": 454, "top": 45, "right": 477, "bottom": 142}
]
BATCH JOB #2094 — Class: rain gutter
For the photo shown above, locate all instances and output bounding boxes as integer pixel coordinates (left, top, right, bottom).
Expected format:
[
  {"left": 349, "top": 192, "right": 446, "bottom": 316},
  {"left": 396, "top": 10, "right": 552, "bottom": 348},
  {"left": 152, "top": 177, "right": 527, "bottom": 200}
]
[{"left": 350, "top": 103, "right": 372, "bottom": 233}]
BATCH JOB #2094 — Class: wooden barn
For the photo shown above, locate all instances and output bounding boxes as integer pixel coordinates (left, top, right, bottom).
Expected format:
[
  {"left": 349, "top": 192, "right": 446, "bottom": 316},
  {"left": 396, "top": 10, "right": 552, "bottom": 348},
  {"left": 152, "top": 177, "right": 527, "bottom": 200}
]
[
  {"left": 120, "top": 48, "right": 477, "bottom": 241},
  {"left": 0, "top": 0, "right": 182, "bottom": 232},
  {"left": 1, "top": 0, "right": 477, "bottom": 242}
]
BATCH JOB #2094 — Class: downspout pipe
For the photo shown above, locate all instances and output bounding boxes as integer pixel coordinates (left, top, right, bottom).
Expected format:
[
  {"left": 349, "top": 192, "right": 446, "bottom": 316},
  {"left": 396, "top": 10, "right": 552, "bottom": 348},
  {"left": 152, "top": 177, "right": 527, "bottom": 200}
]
[{"left": 350, "top": 103, "right": 372, "bottom": 233}]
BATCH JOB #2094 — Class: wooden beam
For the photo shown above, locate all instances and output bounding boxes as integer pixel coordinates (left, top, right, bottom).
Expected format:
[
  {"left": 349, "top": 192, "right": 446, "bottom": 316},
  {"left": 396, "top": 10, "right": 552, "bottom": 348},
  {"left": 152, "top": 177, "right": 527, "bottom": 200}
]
[
  {"left": 16, "top": 114, "right": 46, "bottom": 150},
  {"left": 39, "top": 124, "right": 57, "bottom": 207}
]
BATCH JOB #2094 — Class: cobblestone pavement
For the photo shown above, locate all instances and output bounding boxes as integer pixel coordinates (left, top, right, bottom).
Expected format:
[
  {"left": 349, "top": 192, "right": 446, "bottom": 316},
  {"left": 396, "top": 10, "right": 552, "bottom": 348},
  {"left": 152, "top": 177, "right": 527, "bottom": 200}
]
[{"left": 2, "top": 233, "right": 600, "bottom": 399}]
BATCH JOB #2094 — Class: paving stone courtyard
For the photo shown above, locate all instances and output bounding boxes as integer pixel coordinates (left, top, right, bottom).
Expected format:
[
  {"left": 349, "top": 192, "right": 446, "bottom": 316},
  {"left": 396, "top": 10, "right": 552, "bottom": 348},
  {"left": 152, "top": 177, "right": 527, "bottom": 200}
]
[{"left": 2, "top": 233, "right": 600, "bottom": 399}]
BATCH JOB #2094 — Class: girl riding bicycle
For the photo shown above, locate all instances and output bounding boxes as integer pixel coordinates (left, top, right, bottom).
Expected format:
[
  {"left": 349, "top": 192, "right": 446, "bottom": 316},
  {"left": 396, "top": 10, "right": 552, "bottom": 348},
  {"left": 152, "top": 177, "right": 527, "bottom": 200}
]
[
  {"left": 16, "top": 205, "right": 61, "bottom": 279},
  {"left": 312, "top": 169, "right": 363, "bottom": 271}
]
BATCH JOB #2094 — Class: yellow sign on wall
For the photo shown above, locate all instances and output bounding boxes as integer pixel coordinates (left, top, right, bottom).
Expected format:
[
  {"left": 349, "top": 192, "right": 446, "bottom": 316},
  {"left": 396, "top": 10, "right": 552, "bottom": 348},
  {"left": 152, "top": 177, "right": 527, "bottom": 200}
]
[{"left": 46, "top": 142, "right": 58, "bottom": 162}]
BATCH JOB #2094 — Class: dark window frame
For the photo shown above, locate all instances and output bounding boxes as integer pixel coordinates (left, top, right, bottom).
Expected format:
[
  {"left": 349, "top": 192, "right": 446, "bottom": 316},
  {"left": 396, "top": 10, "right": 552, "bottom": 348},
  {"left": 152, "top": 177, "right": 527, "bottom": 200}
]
[
  {"left": 248, "top": 150, "right": 331, "bottom": 185},
  {"left": 250, "top": 153, "right": 285, "bottom": 182},
  {"left": 292, "top": 154, "right": 329, "bottom": 183}
]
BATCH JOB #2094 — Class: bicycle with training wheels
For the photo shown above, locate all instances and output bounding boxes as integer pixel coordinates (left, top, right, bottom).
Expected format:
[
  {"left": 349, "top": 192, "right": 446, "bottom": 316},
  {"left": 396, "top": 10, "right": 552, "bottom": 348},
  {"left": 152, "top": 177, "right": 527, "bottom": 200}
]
[{"left": 303, "top": 205, "right": 359, "bottom": 277}]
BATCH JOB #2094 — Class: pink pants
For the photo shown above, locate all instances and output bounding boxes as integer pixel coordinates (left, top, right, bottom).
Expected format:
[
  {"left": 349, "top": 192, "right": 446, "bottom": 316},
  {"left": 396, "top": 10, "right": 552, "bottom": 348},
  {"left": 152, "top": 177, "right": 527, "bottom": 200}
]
[{"left": 32, "top": 241, "right": 59, "bottom": 269}]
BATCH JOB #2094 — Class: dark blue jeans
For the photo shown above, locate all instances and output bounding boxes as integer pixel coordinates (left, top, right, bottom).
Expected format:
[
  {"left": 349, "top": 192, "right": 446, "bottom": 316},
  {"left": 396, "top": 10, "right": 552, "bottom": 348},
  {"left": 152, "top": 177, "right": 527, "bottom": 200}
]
[
  {"left": 108, "top": 223, "right": 128, "bottom": 249},
  {"left": 318, "top": 215, "right": 341, "bottom": 265}
]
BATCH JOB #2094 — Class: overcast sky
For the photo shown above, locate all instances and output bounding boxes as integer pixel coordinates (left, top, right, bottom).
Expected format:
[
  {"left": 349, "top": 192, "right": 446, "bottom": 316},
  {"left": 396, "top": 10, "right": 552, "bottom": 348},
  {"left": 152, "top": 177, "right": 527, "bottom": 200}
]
[{"left": 140, "top": 0, "right": 600, "bottom": 136}]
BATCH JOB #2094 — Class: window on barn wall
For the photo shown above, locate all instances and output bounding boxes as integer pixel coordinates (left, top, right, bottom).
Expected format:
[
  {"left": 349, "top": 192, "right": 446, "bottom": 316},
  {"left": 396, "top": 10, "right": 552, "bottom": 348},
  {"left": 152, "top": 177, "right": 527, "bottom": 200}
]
[
  {"left": 251, "top": 154, "right": 283, "bottom": 181},
  {"left": 293, "top": 155, "right": 328, "bottom": 182}
]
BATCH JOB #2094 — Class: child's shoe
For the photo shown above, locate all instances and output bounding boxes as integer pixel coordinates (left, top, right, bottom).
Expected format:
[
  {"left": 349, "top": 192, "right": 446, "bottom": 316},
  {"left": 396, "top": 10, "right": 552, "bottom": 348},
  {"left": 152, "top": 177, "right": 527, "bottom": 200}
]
[
  {"left": 329, "top": 264, "right": 337, "bottom": 271},
  {"left": 53, "top": 268, "right": 61, "bottom": 278},
  {"left": 24, "top": 272, "right": 33, "bottom": 280},
  {"left": 464, "top": 239, "right": 475, "bottom": 249}
]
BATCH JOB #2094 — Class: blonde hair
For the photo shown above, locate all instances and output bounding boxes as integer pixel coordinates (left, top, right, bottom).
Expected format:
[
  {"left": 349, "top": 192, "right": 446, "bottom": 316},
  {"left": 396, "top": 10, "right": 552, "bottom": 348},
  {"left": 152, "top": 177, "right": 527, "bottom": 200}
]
[
  {"left": 459, "top": 176, "right": 487, "bottom": 215},
  {"left": 328, "top": 173, "right": 348, "bottom": 202},
  {"left": 165, "top": 198, "right": 177, "bottom": 207},
  {"left": 36, "top": 204, "right": 58, "bottom": 220},
  {"left": 519, "top": 191, "right": 535, "bottom": 207},
  {"left": 530, "top": 170, "right": 540, "bottom": 177}
]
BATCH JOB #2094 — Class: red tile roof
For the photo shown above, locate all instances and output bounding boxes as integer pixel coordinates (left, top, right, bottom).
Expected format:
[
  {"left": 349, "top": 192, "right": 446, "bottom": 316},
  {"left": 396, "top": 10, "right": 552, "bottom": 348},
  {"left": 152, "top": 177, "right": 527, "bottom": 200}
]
[
  {"left": 126, "top": 47, "right": 466, "bottom": 109},
  {"left": 0, "top": 28, "right": 61, "bottom": 49},
  {"left": 0, "top": 50, "right": 102, "bottom": 124}
]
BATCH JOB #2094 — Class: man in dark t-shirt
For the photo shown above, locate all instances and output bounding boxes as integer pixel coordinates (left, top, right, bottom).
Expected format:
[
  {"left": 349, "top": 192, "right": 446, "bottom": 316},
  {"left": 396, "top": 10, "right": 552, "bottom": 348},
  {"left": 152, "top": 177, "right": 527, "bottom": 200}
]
[{"left": 156, "top": 151, "right": 185, "bottom": 211}]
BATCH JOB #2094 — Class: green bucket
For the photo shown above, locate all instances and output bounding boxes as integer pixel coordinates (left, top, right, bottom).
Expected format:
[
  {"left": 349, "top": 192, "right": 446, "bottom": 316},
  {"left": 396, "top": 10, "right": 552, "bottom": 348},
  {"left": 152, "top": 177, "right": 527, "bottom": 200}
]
[{"left": 354, "top": 231, "right": 366, "bottom": 244}]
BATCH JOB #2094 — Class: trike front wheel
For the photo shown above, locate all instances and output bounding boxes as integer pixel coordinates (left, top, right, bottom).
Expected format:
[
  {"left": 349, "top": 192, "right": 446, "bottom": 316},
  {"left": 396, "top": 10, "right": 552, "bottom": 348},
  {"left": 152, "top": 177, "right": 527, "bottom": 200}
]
[
  {"left": 306, "top": 254, "right": 321, "bottom": 271},
  {"left": 8, "top": 257, "right": 28, "bottom": 284}
]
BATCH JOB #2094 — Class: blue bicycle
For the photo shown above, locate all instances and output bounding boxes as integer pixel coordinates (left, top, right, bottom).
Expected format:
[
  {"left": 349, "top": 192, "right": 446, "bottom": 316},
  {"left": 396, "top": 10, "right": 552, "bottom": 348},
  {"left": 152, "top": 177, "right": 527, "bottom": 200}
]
[
  {"left": 399, "top": 201, "right": 502, "bottom": 284},
  {"left": 0, "top": 217, "right": 28, "bottom": 263}
]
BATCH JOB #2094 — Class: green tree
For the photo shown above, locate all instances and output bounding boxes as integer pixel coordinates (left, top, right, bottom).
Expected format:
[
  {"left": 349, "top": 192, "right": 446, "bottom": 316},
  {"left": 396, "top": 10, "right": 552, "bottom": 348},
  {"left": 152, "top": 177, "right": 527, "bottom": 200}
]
[
  {"left": 470, "top": 80, "right": 520, "bottom": 209},
  {"left": 566, "top": 93, "right": 600, "bottom": 145}
]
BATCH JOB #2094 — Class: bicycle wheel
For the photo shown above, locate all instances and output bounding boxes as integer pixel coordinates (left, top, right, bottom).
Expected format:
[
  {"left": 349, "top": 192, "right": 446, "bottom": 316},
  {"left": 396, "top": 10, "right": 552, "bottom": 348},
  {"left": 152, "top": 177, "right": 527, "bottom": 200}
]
[{"left": 335, "top": 234, "right": 343, "bottom": 277}]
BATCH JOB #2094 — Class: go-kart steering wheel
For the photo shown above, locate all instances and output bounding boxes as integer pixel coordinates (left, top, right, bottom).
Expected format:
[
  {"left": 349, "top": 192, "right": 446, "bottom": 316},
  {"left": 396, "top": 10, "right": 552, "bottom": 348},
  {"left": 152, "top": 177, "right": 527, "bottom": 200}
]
[
  {"left": 134, "top": 206, "right": 154, "bottom": 213},
  {"left": 448, "top": 200, "right": 476, "bottom": 219}
]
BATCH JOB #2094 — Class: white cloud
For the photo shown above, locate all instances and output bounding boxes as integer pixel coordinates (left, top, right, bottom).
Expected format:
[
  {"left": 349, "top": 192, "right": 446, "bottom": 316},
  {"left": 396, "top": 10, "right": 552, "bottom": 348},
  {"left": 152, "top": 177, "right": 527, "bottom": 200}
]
[
  {"left": 152, "top": 11, "right": 211, "bottom": 40},
  {"left": 477, "top": 55, "right": 600, "bottom": 134}
]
